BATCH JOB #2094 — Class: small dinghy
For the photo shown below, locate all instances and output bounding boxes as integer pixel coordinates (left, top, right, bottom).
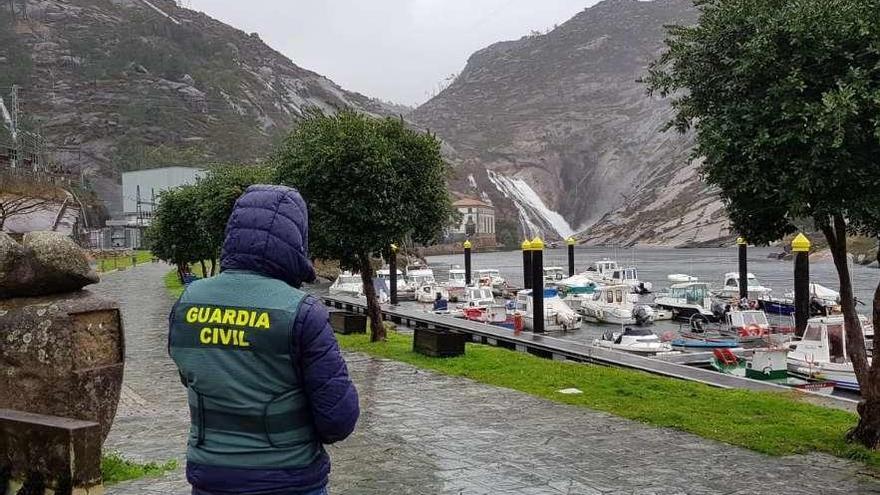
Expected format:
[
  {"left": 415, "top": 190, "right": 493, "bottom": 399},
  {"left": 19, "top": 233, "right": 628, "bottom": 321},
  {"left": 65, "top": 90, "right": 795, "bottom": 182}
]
[
  {"left": 671, "top": 335, "right": 740, "bottom": 349},
  {"left": 593, "top": 327, "right": 674, "bottom": 355}
]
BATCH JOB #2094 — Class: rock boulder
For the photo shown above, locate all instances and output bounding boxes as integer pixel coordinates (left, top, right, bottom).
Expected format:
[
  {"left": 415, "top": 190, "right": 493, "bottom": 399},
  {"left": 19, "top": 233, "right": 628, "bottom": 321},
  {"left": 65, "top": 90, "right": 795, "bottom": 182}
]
[{"left": 0, "top": 231, "right": 99, "bottom": 299}]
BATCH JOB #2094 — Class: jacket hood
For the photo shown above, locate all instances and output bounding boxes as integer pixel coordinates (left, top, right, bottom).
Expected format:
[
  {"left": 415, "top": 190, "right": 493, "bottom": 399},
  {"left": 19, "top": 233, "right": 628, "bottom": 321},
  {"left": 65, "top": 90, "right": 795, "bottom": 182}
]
[{"left": 220, "top": 185, "right": 316, "bottom": 287}]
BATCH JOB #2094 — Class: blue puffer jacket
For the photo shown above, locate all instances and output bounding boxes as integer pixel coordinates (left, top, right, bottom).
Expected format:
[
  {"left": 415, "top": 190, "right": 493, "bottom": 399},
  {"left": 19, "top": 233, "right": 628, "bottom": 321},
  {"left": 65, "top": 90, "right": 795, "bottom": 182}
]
[{"left": 184, "top": 184, "right": 359, "bottom": 494}]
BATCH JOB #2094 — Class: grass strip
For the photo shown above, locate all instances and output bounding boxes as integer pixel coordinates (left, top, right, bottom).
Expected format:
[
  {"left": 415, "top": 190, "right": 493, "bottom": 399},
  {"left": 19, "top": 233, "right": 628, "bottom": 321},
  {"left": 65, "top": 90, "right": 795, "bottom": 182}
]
[
  {"left": 336, "top": 330, "right": 879, "bottom": 467},
  {"left": 102, "top": 453, "right": 177, "bottom": 485},
  {"left": 96, "top": 250, "right": 154, "bottom": 273},
  {"left": 161, "top": 269, "right": 877, "bottom": 467}
]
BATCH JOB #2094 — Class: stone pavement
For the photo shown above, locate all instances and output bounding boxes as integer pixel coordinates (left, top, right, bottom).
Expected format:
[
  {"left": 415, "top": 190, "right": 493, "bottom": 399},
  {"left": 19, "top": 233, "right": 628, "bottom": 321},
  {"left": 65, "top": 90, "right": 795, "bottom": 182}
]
[{"left": 97, "top": 264, "right": 880, "bottom": 494}]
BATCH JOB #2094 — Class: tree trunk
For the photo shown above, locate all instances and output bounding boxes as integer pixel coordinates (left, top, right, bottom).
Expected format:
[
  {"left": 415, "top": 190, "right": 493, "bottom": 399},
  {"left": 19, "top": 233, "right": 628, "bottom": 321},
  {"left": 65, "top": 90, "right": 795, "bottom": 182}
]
[
  {"left": 359, "top": 254, "right": 385, "bottom": 342},
  {"left": 849, "top": 244, "right": 880, "bottom": 449},
  {"left": 199, "top": 260, "right": 208, "bottom": 278},
  {"left": 177, "top": 264, "right": 186, "bottom": 285},
  {"left": 209, "top": 259, "right": 216, "bottom": 277},
  {"left": 821, "top": 217, "right": 878, "bottom": 448}
]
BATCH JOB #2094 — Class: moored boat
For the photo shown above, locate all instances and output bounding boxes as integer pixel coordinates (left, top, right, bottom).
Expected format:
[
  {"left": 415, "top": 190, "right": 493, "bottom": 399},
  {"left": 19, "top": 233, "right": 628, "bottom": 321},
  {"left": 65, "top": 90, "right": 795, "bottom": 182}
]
[
  {"left": 716, "top": 272, "right": 773, "bottom": 300},
  {"left": 654, "top": 282, "right": 718, "bottom": 322},
  {"left": 329, "top": 271, "right": 363, "bottom": 298},
  {"left": 578, "top": 284, "right": 654, "bottom": 326},
  {"left": 786, "top": 315, "right": 874, "bottom": 392},
  {"left": 514, "top": 288, "right": 582, "bottom": 331},
  {"left": 593, "top": 327, "right": 673, "bottom": 354}
]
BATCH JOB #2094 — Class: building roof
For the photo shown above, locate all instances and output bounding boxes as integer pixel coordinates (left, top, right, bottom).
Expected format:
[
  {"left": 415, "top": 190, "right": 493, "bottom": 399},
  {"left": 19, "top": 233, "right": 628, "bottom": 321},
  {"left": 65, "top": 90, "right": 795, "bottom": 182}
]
[{"left": 453, "top": 198, "right": 493, "bottom": 208}]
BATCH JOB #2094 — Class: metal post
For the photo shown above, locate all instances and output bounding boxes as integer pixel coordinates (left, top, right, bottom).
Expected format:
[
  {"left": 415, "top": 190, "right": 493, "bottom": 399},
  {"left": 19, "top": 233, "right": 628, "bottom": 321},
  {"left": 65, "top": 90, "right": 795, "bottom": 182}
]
[
  {"left": 522, "top": 240, "right": 532, "bottom": 290},
  {"left": 792, "top": 233, "right": 811, "bottom": 336},
  {"left": 531, "top": 237, "right": 545, "bottom": 334},
  {"left": 737, "top": 237, "right": 748, "bottom": 300},
  {"left": 389, "top": 243, "right": 398, "bottom": 305},
  {"left": 567, "top": 237, "right": 576, "bottom": 277},
  {"left": 464, "top": 240, "right": 472, "bottom": 286}
]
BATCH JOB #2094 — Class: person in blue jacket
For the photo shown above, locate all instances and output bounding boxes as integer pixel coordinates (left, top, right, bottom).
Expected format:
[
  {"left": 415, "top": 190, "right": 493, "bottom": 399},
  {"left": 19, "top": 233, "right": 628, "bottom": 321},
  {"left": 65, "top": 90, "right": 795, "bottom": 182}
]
[{"left": 168, "top": 185, "right": 359, "bottom": 495}]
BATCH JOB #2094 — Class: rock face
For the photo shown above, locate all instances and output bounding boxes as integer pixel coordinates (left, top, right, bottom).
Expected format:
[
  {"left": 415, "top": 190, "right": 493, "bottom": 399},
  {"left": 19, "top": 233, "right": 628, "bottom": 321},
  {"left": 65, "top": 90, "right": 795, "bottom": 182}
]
[
  {"left": 0, "top": 231, "right": 98, "bottom": 299},
  {"left": 1, "top": 0, "right": 406, "bottom": 214},
  {"left": 410, "top": 0, "right": 729, "bottom": 245}
]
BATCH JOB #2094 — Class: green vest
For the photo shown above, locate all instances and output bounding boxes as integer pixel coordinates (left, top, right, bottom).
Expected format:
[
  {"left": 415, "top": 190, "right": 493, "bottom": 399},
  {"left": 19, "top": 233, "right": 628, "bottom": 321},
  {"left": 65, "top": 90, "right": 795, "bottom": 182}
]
[{"left": 169, "top": 270, "right": 323, "bottom": 468}]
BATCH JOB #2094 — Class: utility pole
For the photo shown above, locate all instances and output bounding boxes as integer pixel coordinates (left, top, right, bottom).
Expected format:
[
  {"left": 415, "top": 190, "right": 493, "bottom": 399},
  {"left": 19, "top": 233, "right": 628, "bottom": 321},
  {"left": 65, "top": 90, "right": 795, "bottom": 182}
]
[{"left": 10, "top": 85, "right": 18, "bottom": 169}]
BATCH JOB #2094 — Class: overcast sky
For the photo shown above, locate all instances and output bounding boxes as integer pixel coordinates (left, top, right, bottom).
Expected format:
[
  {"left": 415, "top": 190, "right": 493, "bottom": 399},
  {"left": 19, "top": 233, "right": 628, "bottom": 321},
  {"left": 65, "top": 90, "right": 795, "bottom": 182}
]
[{"left": 187, "top": 0, "right": 598, "bottom": 106}]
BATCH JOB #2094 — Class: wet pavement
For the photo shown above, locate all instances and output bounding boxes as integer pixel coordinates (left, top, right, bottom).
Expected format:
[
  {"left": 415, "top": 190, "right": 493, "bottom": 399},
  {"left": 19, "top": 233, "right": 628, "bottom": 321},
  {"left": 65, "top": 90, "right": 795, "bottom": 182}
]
[{"left": 99, "top": 263, "right": 880, "bottom": 494}]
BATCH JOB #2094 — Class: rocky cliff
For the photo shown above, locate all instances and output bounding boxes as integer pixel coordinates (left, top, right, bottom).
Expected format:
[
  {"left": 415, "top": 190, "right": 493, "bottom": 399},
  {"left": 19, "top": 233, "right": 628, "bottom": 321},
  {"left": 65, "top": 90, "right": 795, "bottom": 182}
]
[
  {"left": 0, "top": 0, "right": 403, "bottom": 214},
  {"left": 411, "top": 0, "right": 730, "bottom": 246}
]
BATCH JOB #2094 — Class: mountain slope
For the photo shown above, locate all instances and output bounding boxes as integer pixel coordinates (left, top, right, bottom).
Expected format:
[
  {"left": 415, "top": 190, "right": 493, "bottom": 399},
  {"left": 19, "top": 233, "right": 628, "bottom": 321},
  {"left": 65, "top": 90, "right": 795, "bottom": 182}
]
[
  {"left": 411, "top": 0, "right": 730, "bottom": 246},
  {"left": 1, "top": 0, "right": 401, "bottom": 213}
]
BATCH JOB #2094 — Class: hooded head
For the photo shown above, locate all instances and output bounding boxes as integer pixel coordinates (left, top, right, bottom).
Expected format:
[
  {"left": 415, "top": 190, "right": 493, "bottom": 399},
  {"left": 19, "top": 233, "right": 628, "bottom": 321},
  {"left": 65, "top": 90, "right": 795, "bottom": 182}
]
[{"left": 220, "top": 185, "right": 316, "bottom": 288}]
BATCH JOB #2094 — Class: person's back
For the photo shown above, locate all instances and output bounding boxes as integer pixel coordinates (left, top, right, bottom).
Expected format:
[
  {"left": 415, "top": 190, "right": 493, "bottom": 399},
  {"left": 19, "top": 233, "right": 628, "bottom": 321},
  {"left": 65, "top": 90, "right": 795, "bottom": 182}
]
[{"left": 169, "top": 185, "right": 359, "bottom": 495}]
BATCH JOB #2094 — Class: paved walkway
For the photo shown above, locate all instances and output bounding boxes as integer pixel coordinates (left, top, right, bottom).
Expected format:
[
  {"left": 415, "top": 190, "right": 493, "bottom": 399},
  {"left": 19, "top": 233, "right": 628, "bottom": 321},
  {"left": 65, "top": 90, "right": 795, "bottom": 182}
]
[{"left": 97, "top": 264, "right": 880, "bottom": 494}]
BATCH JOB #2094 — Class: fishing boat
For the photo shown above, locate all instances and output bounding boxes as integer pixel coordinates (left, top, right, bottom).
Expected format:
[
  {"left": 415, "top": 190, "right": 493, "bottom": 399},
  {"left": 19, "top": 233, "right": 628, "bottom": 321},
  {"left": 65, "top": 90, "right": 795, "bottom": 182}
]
[
  {"left": 475, "top": 269, "right": 506, "bottom": 289},
  {"left": 653, "top": 282, "right": 719, "bottom": 321},
  {"left": 415, "top": 283, "right": 450, "bottom": 304},
  {"left": 589, "top": 259, "right": 619, "bottom": 274},
  {"left": 710, "top": 348, "right": 836, "bottom": 395},
  {"left": 513, "top": 288, "right": 582, "bottom": 331},
  {"left": 598, "top": 265, "right": 652, "bottom": 294},
  {"left": 593, "top": 327, "right": 674, "bottom": 354},
  {"left": 328, "top": 271, "right": 363, "bottom": 298},
  {"left": 405, "top": 265, "right": 436, "bottom": 296},
  {"left": 759, "top": 283, "right": 842, "bottom": 317},
  {"left": 460, "top": 304, "right": 515, "bottom": 329},
  {"left": 459, "top": 286, "right": 496, "bottom": 309},
  {"left": 719, "top": 309, "right": 777, "bottom": 345},
  {"left": 444, "top": 268, "right": 468, "bottom": 301},
  {"left": 716, "top": 272, "right": 773, "bottom": 300},
  {"left": 787, "top": 315, "right": 874, "bottom": 392},
  {"left": 579, "top": 284, "right": 655, "bottom": 326},
  {"left": 543, "top": 266, "right": 566, "bottom": 282}
]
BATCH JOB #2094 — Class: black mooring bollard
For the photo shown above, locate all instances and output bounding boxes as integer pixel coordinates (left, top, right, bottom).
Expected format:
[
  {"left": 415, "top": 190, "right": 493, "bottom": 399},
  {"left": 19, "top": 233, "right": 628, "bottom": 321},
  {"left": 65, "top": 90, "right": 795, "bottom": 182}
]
[
  {"left": 567, "top": 237, "right": 576, "bottom": 277},
  {"left": 531, "top": 237, "right": 545, "bottom": 334},
  {"left": 522, "top": 239, "right": 532, "bottom": 290},
  {"left": 464, "top": 240, "right": 472, "bottom": 286},
  {"left": 389, "top": 243, "right": 398, "bottom": 305},
  {"left": 792, "top": 233, "right": 811, "bottom": 336},
  {"left": 737, "top": 237, "right": 748, "bottom": 300}
]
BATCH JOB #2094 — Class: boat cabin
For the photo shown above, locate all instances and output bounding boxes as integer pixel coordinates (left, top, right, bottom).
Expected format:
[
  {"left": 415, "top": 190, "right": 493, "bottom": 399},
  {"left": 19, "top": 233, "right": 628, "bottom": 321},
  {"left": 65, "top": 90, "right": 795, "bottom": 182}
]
[
  {"left": 667, "top": 282, "right": 712, "bottom": 303},
  {"left": 607, "top": 267, "right": 640, "bottom": 284},
  {"left": 447, "top": 269, "right": 467, "bottom": 284},
  {"left": 720, "top": 272, "right": 772, "bottom": 298},
  {"left": 792, "top": 315, "right": 873, "bottom": 364},
  {"left": 593, "top": 259, "right": 619, "bottom": 275},
  {"left": 591, "top": 285, "right": 631, "bottom": 306},
  {"left": 544, "top": 267, "right": 565, "bottom": 281},
  {"left": 462, "top": 286, "right": 495, "bottom": 307},
  {"left": 406, "top": 269, "right": 436, "bottom": 287},
  {"left": 376, "top": 269, "right": 403, "bottom": 279},
  {"left": 726, "top": 310, "right": 770, "bottom": 330},
  {"left": 515, "top": 288, "right": 559, "bottom": 312}
]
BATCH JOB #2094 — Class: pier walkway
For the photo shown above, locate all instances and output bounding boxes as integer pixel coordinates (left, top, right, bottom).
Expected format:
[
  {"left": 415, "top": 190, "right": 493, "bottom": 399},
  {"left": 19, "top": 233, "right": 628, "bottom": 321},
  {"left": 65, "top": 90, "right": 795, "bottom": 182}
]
[{"left": 323, "top": 295, "right": 857, "bottom": 410}]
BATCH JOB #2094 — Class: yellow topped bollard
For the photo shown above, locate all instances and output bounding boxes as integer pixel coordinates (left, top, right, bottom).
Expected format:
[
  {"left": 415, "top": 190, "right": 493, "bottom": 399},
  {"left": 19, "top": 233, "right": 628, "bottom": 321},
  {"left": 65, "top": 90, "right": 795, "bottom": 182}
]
[
  {"left": 521, "top": 239, "right": 532, "bottom": 251},
  {"left": 736, "top": 236, "right": 748, "bottom": 299},
  {"left": 389, "top": 243, "right": 399, "bottom": 304},
  {"left": 736, "top": 236, "right": 747, "bottom": 245},
  {"left": 531, "top": 237, "right": 545, "bottom": 251},
  {"left": 566, "top": 237, "right": 576, "bottom": 246},
  {"left": 463, "top": 239, "right": 473, "bottom": 285},
  {"left": 791, "top": 233, "right": 811, "bottom": 252},
  {"left": 463, "top": 240, "right": 472, "bottom": 249}
]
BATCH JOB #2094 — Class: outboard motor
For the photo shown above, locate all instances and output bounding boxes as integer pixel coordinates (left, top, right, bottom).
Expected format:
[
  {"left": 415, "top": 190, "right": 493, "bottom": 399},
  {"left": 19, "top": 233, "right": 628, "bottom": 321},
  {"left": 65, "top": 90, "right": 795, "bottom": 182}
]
[
  {"left": 637, "top": 282, "right": 651, "bottom": 295},
  {"left": 634, "top": 305, "right": 655, "bottom": 326}
]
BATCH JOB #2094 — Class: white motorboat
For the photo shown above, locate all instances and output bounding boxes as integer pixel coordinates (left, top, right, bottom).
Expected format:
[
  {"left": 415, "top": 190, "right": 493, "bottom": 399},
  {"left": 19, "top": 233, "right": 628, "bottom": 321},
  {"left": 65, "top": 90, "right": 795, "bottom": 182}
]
[
  {"left": 590, "top": 259, "right": 619, "bottom": 275},
  {"left": 593, "top": 327, "right": 674, "bottom": 354},
  {"left": 787, "top": 315, "right": 874, "bottom": 392},
  {"left": 600, "top": 266, "right": 652, "bottom": 294},
  {"left": 579, "top": 284, "right": 655, "bottom": 326},
  {"left": 460, "top": 286, "right": 496, "bottom": 309},
  {"left": 415, "top": 283, "right": 450, "bottom": 304},
  {"left": 475, "top": 269, "right": 506, "bottom": 289},
  {"left": 444, "top": 268, "right": 467, "bottom": 300},
  {"left": 376, "top": 268, "right": 412, "bottom": 299},
  {"left": 784, "top": 283, "right": 841, "bottom": 314},
  {"left": 668, "top": 274, "right": 698, "bottom": 284},
  {"left": 513, "top": 288, "right": 582, "bottom": 331},
  {"left": 555, "top": 273, "right": 601, "bottom": 312},
  {"left": 329, "top": 271, "right": 363, "bottom": 298},
  {"left": 543, "top": 266, "right": 566, "bottom": 282},
  {"left": 406, "top": 265, "right": 436, "bottom": 291},
  {"left": 654, "top": 282, "right": 718, "bottom": 322},
  {"left": 716, "top": 272, "right": 773, "bottom": 300}
]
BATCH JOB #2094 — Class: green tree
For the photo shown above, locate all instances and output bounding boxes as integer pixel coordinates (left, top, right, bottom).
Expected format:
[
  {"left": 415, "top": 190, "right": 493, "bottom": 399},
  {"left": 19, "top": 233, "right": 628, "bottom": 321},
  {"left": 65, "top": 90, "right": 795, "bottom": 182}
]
[
  {"left": 273, "top": 110, "right": 454, "bottom": 341},
  {"left": 194, "top": 165, "right": 270, "bottom": 274},
  {"left": 645, "top": 0, "right": 880, "bottom": 446},
  {"left": 147, "top": 185, "right": 213, "bottom": 282}
]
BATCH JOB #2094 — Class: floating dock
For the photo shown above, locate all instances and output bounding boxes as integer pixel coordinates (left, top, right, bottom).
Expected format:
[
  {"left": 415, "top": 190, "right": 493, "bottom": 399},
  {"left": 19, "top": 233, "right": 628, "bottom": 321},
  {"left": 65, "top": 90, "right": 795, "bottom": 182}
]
[{"left": 322, "top": 295, "right": 856, "bottom": 410}]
